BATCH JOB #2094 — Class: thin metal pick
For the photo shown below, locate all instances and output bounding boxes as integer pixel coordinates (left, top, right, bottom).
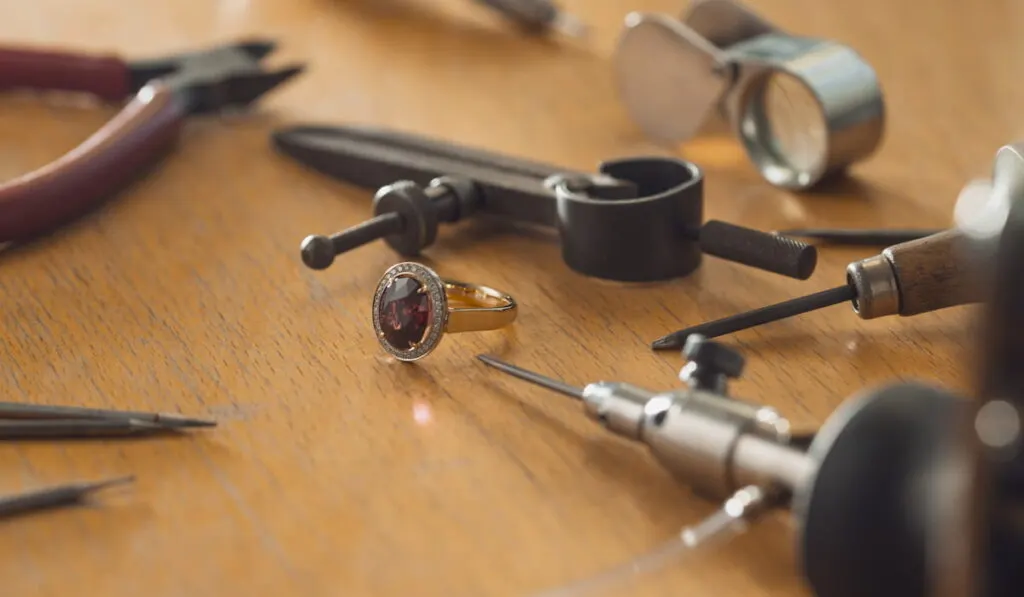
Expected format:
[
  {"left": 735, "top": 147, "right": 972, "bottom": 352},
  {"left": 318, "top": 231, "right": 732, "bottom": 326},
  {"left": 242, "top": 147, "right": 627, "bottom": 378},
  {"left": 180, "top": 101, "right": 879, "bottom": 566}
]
[
  {"left": 651, "top": 284, "right": 857, "bottom": 350},
  {"left": 477, "top": 355, "right": 584, "bottom": 399},
  {"left": 776, "top": 228, "right": 943, "bottom": 245},
  {"left": 0, "top": 418, "right": 175, "bottom": 440},
  {"left": 0, "top": 401, "right": 216, "bottom": 428},
  {"left": 0, "top": 475, "right": 135, "bottom": 519}
]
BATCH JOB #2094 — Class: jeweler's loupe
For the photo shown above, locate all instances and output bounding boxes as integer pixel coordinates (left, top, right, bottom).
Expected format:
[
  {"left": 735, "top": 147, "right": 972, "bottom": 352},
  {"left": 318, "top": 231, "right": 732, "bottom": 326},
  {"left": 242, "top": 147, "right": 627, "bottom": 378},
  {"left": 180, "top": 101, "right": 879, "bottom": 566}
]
[{"left": 614, "top": 0, "right": 885, "bottom": 191}]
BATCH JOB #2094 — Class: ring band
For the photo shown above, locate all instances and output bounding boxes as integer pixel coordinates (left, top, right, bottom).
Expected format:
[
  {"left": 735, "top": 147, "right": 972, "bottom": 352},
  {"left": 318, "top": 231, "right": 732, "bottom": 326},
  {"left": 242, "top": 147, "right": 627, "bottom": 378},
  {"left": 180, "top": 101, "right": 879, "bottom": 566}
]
[{"left": 372, "top": 262, "right": 518, "bottom": 361}]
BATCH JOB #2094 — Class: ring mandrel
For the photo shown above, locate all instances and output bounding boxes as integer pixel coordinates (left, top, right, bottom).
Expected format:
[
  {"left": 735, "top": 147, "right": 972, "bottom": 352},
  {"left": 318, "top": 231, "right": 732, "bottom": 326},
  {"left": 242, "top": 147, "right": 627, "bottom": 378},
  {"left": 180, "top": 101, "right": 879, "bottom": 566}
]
[{"left": 614, "top": 0, "right": 885, "bottom": 191}]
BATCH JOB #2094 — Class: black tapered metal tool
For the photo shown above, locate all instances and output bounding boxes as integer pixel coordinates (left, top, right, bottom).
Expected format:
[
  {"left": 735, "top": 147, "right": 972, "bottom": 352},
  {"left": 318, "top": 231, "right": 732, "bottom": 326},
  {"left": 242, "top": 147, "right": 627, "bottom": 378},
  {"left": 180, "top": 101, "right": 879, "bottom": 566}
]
[
  {"left": 652, "top": 143, "right": 1024, "bottom": 349},
  {"left": 0, "top": 419, "right": 178, "bottom": 439},
  {"left": 0, "top": 476, "right": 134, "bottom": 519},
  {"left": 652, "top": 285, "right": 856, "bottom": 349},
  {"left": 0, "top": 402, "right": 216, "bottom": 428},
  {"left": 652, "top": 227, "right": 980, "bottom": 350},
  {"left": 273, "top": 124, "right": 817, "bottom": 283},
  {"left": 777, "top": 228, "right": 945, "bottom": 246},
  {"left": 470, "top": 0, "right": 588, "bottom": 37}
]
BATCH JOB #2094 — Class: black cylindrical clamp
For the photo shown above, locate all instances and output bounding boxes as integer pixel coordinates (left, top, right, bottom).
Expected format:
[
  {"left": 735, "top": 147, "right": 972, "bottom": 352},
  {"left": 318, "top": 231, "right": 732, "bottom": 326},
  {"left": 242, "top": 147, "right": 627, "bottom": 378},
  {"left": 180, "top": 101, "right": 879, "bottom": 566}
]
[
  {"left": 277, "top": 125, "right": 817, "bottom": 283},
  {"left": 553, "top": 157, "right": 816, "bottom": 282},
  {"left": 550, "top": 158, "right": 704, "bottom": 281}
]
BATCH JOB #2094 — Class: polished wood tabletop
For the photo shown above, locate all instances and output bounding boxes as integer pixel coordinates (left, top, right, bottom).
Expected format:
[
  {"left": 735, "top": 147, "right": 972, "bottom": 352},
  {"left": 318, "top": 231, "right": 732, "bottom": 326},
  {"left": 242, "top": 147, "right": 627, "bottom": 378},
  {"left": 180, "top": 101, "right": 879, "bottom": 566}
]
[{"left": 0, "top": 0, "right": 1008, "bottom": 595}]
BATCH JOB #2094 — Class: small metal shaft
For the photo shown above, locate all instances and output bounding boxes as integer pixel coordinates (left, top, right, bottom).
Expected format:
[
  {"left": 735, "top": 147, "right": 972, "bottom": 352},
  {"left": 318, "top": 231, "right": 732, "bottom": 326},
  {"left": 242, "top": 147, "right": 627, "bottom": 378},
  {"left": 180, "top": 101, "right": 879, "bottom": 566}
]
[
  {"left": 0, "top": 475, "right": 135, "bottom": 519},
  {"left": 777, "top": 228, "right": 943, "bottom": 245},
  {"left": 651, "top": 284, "right": 857, "bottom": 350},
  {"left": 301, "top": 212, "right": 403, "bottom": 270},
  {"left": 0, "top": 418, "right": 171, "bottom": 439},
  {"left": 471, "top": 0, "right": 588, "bottom": 37},
  {"left": 477, "top": 355, "right": 584, "bottom": 399},
  {"left": 0, "top": 402, "right": 216, "bottom": 428}
]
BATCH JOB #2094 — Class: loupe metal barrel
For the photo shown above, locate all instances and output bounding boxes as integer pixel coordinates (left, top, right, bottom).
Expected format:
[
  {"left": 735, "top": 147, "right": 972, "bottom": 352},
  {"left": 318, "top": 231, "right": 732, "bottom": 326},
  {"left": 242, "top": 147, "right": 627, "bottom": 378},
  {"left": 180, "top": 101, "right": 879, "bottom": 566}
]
[
  {"left": 740, "top": 71, "right": 828, "bottom": 188},
  {"left": 729, "top": 36, "right": 885, "bottom": 190}
]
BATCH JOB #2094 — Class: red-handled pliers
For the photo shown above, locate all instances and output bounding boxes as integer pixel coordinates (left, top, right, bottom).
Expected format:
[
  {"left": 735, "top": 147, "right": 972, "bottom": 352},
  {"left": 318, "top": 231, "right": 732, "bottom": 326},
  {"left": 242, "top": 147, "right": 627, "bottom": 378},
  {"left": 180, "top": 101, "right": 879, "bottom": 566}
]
[{"left": 0, "top": 40, "right": 304, "bottom": 242}]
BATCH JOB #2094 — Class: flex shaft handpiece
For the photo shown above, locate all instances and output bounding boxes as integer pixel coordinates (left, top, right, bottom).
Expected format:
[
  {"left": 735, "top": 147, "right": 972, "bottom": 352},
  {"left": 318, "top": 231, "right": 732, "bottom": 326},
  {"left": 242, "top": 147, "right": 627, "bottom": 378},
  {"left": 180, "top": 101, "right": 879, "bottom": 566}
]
[
  {"left": 478, "top": 340, "right": 980, "bottom": 597},
  {"left": 478, "top": 346, "right": 804, "bottom": 506}
]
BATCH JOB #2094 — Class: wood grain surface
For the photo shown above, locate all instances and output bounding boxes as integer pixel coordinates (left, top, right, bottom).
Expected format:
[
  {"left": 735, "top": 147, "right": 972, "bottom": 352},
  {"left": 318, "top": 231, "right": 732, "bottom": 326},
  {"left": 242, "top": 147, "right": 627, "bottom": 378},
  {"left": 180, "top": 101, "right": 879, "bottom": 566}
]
[
  {"left": 0, "top": 0, "right": 1010, "bottom": 595},
  {"left": 885, "top": 228, "right": 983, "bottom": 316}
]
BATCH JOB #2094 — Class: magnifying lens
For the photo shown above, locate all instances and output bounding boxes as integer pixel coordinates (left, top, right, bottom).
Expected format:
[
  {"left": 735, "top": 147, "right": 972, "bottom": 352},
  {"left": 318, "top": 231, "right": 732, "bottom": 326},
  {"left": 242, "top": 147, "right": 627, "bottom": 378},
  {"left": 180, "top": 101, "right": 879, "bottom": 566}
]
[{"left": 614, "top": 0, "right": 885, "bottom": 191}]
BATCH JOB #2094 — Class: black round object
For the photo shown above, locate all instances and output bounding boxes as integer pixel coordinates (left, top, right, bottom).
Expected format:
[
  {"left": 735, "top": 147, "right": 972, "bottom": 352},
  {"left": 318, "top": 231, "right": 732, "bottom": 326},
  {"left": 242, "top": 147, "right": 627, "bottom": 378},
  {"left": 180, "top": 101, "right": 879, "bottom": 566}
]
[
  {"left": 683, "top": 335, "right": 746, "bottom": 379},
  {"left": 430, "top": 176, "right": 480, "bottom": 221},
  {"left": 372, "top": 180, "right": 438, "bottom": 256},
  {"left": 553, "top": 157, "right": 704, "bottom": 282},
  {"left": 299, "top": 234, "right": 338, "bottom": 269},
  {"left": 793, "top": 382, "right": 965, "bottom": 597}
]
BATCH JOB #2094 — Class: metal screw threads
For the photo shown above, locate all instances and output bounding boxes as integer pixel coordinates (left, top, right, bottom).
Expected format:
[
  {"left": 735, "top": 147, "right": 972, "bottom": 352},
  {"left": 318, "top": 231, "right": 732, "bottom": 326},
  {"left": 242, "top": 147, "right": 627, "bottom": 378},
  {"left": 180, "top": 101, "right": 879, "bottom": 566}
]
[
  {"left": 300, "top": 176, "right": 480, "bottom": 270},
  {"left": 698, "top": 221, "right": 818, "bottom": 280}
]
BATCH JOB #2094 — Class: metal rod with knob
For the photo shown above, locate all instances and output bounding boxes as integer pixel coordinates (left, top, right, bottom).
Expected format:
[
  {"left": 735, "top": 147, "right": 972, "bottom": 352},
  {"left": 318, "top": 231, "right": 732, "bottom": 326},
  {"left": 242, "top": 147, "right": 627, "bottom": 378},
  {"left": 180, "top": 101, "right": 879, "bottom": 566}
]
[{"left": 300, "top": 179, "right": 464, "bottom": 270}]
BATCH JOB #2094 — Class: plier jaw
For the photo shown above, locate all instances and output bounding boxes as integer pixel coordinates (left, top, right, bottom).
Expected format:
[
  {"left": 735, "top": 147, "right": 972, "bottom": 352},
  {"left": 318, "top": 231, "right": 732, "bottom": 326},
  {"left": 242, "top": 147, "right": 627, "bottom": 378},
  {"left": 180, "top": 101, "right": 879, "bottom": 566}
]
[{"left": 125, "top": 39, "right": 282, "bottom": 94}]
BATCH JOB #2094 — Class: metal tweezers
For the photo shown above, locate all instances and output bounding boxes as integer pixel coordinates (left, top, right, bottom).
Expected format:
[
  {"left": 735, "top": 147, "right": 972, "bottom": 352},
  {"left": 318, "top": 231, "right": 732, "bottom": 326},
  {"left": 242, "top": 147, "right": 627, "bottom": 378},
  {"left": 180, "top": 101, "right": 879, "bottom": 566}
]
[
  {"left": 0, "top": 476, "right": 135, "bottom": 520},
  {"left": 0, "top": 401, "right": 216, "bottom": 440},
  {"left": 0, "top": 402, "right": 213, "bottom": 519}
]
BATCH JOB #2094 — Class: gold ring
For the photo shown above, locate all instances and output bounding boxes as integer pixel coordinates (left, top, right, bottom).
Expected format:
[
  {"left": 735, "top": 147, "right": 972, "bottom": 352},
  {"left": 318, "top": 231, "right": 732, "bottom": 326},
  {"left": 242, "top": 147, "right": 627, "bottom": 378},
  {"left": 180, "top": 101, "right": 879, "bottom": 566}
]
[{"left": 372, "top": 262, "right": 518, "bottom": 361}]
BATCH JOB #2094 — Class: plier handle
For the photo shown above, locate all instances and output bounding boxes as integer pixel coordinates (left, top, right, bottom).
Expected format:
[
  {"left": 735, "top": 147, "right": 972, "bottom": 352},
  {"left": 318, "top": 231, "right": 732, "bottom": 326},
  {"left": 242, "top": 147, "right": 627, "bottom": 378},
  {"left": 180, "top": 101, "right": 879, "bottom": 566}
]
[{"left": 0, "top": 41, "right": 303, "bottom": 243}]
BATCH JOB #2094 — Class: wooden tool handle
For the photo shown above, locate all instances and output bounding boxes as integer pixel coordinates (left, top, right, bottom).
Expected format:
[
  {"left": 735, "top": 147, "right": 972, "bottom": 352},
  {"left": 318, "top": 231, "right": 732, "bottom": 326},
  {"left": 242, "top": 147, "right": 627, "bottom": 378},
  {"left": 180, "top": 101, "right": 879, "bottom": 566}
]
[
  {"left": 0, "top": 46, "right": 130, "bottom": 100},
  {"left": 0, "top": 82, "right": 186, "bottom": 243},
  {"left": 883, "top": 227, "right": 984, "bottom": 316}
]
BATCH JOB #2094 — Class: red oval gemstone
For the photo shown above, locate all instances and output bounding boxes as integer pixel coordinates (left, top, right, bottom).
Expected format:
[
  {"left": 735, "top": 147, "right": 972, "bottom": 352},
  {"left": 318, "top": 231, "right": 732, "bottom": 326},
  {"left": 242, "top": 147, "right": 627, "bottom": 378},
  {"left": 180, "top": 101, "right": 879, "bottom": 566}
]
[{"left": 378, "top": 276, "right": 433, "bottom": 350}]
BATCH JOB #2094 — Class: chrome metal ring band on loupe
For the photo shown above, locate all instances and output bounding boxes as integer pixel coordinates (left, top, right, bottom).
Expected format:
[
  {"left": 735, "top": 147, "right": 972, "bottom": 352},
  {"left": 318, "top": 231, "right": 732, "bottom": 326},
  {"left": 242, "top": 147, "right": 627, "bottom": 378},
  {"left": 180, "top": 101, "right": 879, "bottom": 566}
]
[
  {"left": 728, "top": 34, "right": 885, "bottom": 189},
  {"left": 614, "top": 0, "right": 885, "bottom": 191}
]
